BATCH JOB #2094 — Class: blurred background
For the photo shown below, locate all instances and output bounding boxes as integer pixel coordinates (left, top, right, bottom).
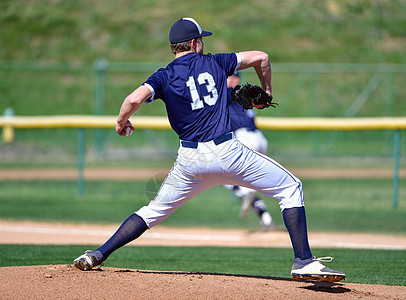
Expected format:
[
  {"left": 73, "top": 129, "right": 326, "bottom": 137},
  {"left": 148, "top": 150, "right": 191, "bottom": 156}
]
[{"left": 0, "top": 0, "right": 405, "bottom": 233}]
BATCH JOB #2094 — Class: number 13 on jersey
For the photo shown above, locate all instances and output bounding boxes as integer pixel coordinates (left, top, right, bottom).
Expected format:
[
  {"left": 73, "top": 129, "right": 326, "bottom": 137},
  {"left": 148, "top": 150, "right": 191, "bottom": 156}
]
[{"left": 186, "top": 72, "right": 219, "bottom": 110}]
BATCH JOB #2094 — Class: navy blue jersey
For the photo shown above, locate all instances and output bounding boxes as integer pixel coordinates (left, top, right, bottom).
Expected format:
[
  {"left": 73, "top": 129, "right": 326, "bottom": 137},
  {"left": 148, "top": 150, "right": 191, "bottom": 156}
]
[
  {"left": 227, "top": 88, "right": 257, "bottom": 131},
  {"left": 143, "top": 52, "right": 240, "bottom": 142}
]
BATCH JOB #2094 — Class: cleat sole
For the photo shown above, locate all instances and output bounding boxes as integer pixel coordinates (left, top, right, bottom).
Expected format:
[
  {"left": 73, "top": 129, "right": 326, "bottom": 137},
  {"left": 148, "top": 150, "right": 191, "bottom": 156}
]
[
  {"left": 73, "top": 257, "right": 91, "bottom": 271},
  {"left": 292, "top": 274, "right": 345, "bottom": 283}
]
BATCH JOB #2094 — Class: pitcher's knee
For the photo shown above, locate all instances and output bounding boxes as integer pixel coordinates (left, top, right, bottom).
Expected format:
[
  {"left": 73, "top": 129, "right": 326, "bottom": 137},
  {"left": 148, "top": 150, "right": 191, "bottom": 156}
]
[
  {"left": 135, "top": 205, "right": 171, "bottom": 228},
  {"left": 279, "top": 180, "right": 304, "bottom": 211}
]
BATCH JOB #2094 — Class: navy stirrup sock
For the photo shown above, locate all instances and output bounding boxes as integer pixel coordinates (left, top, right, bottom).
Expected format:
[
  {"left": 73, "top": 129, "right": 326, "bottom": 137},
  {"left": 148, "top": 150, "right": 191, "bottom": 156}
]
[
  {"left": 96, "top": 213, "right": 148, "bottom": 259},
  {"left": 282, "top": 207, "right": 312, "bottom": 260}
]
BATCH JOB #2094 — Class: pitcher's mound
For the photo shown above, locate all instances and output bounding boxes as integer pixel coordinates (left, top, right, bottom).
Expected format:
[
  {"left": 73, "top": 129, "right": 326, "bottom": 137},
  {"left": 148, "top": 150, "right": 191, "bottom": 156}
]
[{"left": 0, "top": 264, "right": 405, "bottom": 299}]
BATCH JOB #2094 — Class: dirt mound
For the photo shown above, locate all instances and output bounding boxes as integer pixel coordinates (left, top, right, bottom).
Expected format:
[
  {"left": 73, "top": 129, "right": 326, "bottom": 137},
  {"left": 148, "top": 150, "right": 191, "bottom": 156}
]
[{"left": 0, "top": 264, "right": 404, "bottom": 300}]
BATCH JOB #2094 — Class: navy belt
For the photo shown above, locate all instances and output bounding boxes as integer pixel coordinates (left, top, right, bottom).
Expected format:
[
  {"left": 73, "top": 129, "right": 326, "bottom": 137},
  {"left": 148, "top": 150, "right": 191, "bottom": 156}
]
[{"left": 181, "top": 132, "right": 233, "bottom": 149}]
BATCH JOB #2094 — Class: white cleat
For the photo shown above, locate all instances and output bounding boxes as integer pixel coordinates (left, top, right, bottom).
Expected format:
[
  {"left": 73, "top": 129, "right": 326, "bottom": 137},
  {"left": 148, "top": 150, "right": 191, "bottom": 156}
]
[
  {"left": 73, "top": 250, "right": 104, "bottom": 271},
  {"left": 291, "top": 256, "right": 345, "bottom": 283}
]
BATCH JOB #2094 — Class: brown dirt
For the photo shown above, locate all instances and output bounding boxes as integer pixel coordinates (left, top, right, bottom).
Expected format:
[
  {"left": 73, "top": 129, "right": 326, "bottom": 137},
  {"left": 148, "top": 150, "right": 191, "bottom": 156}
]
[
  {"left": 1, "top": 220, "right": 406, "bottom": 299},
  {"left": 0, "top": 264, "right": 405, "bottom": 300}
]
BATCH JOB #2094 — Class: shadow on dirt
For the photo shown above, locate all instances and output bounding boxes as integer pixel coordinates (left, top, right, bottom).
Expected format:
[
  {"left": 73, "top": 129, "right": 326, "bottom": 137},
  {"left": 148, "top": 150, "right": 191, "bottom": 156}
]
[
  {"left": 115, "top": 269, "right": 350, "bottom": 294},
  {"left": 300, "top": 282, "right": 350, "bottom": 294}
]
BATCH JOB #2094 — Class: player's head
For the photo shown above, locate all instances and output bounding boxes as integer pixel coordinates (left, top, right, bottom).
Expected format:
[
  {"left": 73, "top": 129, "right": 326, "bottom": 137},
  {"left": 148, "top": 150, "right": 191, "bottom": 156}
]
[
  {"left": 227, "top": 71, "right": 240, "bottom": 89},
  {"left": 169, "top": 17, "right": 212, "bottom": 55}
]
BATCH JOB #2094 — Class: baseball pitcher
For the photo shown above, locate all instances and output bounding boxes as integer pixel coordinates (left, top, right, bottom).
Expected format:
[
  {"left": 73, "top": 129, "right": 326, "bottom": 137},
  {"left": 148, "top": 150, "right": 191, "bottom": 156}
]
[{"left": 73, "top": 17, "right": 345, "bottom": 283}]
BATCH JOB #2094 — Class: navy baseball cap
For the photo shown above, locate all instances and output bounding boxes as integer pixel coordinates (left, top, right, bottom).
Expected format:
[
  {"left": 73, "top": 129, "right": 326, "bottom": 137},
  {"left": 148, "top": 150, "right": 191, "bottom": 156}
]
[{"left": 169, "top": 17, "right": 212, "bottom": 44}]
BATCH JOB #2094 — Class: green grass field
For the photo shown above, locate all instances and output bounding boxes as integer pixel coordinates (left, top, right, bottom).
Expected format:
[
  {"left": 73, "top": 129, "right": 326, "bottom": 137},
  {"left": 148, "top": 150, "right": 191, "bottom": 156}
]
[{"left": 2, "top": 0, "right": 406, "bottom": 63}]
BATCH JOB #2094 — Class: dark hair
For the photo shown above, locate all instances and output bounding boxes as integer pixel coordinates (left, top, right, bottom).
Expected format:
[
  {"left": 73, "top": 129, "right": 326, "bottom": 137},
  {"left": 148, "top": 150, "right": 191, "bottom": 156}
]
[{"left": 170, "top": 38, "right": 198, "bottom": 54}]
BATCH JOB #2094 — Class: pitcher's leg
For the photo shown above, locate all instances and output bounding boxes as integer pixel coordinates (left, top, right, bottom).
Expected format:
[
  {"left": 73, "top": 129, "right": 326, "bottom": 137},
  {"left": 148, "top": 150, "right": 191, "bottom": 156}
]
[
  {"left": 97, "top": 213, "right": 148, "bottom": 259},
  {"left": 282, "top": 207, "right": 312, "bottom": 260},
  {"left": 73, "top": 162, "right": 213, "bottom": 270},
  {"left": 229, "top": 148, "right": 304, "bottom": 210},
  {"left": 73, "top": 213, "right": 148, "bottom": 270},
  {"left": 227, "top": 145, "right": 311, "bottom": 259}
]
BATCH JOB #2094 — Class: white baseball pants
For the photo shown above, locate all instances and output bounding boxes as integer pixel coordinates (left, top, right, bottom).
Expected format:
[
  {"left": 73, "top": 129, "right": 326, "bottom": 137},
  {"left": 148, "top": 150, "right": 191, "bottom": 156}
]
[{"left": 136, "top": 134, "right": 304, "bottom": 228}]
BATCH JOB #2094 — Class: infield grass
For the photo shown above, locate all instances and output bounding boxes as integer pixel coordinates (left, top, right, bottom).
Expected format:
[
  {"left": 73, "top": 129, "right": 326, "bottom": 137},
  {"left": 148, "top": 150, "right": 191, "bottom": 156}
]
[{"left": 0, "top": 245, "right": 404, "bottom": 286}]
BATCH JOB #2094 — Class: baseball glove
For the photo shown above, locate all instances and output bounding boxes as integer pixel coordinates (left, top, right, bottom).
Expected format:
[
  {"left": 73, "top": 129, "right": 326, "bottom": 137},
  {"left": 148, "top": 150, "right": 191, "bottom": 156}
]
[{"left": 231, "top": 83, "right": 278, "bottom": 110}]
